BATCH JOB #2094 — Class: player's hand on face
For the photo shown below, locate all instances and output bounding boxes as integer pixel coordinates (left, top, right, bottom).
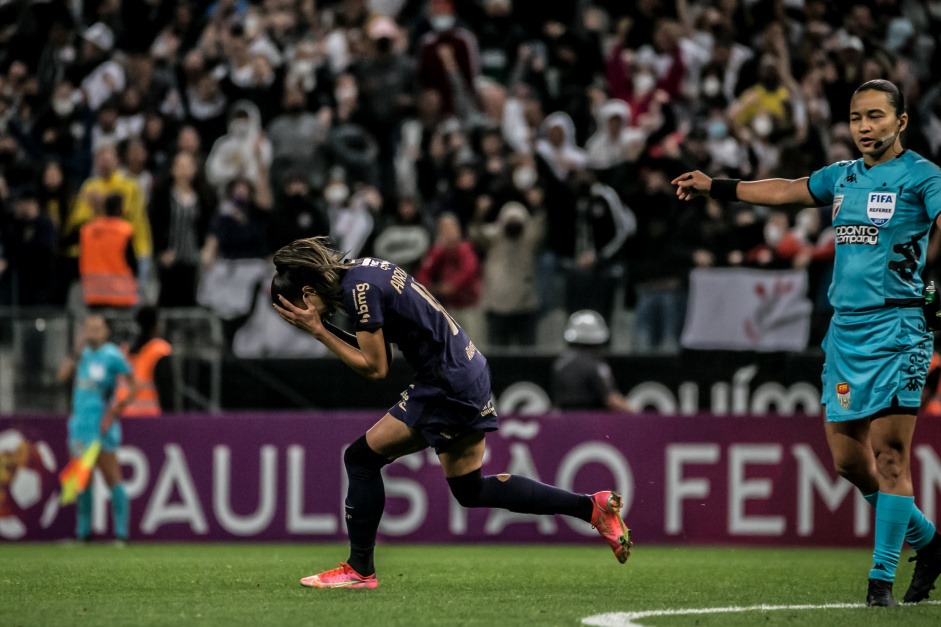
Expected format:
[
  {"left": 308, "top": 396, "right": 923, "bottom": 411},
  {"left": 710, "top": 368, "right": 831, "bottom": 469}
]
[
  {"left": 273, "top": 294, "right": 325, "bottom": 337},
  {"left": 671, "top": 170, "right": 712, "bottom": 201}
]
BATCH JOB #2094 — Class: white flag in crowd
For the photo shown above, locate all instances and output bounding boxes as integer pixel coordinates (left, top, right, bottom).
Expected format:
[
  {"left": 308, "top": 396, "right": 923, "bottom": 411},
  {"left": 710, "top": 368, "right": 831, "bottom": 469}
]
[{"left": 682, "top": 268, "right": 813, "bottom": 352}]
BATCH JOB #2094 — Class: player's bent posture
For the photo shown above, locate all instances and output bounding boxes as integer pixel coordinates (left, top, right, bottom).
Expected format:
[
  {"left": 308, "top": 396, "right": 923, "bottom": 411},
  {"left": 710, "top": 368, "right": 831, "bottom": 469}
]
[
  {"left": 58, "top": 314, "right": 137, "bottom": 542},
  {"left": 272, "top": 236, "right": 631, "bottom": 589},
  {"left": 674, "top": 79, "right": 941, "bottom": 607}
]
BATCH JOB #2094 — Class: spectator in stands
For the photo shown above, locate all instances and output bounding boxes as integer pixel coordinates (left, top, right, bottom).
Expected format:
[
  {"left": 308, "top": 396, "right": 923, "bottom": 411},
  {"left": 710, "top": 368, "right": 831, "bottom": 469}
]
[
  {"left": 371, "top": 195, "right": 433, "bottom": 274},
  {"left": 266, "top": 85, "right": 330, "bottom": 190},
  {"left": 416, "top": 0, "right": 480, "bottom": 116},
  {"left": 65, "top": 143, "right": 153, "bottom": 303},
  {"left": 205, "top": 101, "right": 273, "bottom": 197},
  {"left": 476, "top": 0, "right": 525, "bottom": 85},
  {"left": 566, "top": 175, "right": 636, "bottom": 321},
  {"left": 73, "top": 23, "right": 125, "bottom": 112},
  {"left": 3, "top": 187, "right": 58, "bottom": 306},
  {"left": 201, "top": 176, "right": 270, "bottom": 270},
  {"left": 552, "top": 310, "right": 633, "bottom": 412},
  {"left": 150, "top": 152, "right": 214, "bottom": 308},
  {"left": 269, "top": 172, "right": 330, "bottom": 252},
  {"left": 78, "top": 193, "right": 137, "bottom": 309},
  {"left": 120, "top": 138, "right": 154, "bottom": 206},
  {"left": 585, "top": 99, "right": 645, "bottom": 174},
  {"left": 324, "top": 171, "right": 377, "bottom": 259},
  {"left": 415, "top": 212, "right": 482, "bottom": 335},
  {"left": 20, "top": 80, "right": 91, "bottom": 181},
  {"left": 469, "top": 201, "right": 543, "bottom": 348},
  {"left": 626, "top": 168, "right": 693, "bottom": 354},
  {"left": 354, "top": 16, "right": 416, "bottom": 196}
]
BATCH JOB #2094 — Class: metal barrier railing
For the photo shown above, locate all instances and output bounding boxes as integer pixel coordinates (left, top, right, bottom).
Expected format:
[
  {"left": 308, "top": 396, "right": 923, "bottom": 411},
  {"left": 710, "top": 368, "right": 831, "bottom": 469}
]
[{"left": 0, "top": 307, "right": 223, "bottom": 414}]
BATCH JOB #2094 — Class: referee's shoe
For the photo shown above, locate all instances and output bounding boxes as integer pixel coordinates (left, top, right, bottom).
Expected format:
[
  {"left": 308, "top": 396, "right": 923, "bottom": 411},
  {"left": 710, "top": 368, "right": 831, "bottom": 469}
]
[
  {"left": 904, "top": 533, "right": 941, "bottom": 603},
  {"left": 867, "top": 578, "right": 898, "bottom": 607}
]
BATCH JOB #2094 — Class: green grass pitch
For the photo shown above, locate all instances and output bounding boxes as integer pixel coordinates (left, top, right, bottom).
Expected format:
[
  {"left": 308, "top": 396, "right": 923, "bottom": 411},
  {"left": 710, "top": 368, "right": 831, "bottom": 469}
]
[{"left": 2, "top": 543, "right": 940, "bottom": 625}]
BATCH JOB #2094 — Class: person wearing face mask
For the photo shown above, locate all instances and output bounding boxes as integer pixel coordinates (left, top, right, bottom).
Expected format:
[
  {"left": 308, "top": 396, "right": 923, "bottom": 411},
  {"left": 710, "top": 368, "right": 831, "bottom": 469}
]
[
  {"left": 201, "top": 177, "right": 269, "bottom": 270},
  {"left": 269, "top": 173, "right": 330, "bottom": 251},
  {"left": 205, "top": 101, "right": 273, "bottom": 198},
  {"left": 585, "top": 99, "right": 647, "bottom": 174},
  {"left": 354, "top": 17, "right": 416, "bottom": 198},
  {"left": 729, "top": 54, "right": 791, "bottom": 134},
  {"left": 468, "top": 201, "right": 544, "bottom": 348},
  {"left": 417, "top": 0, "right": 480, "bottom": 116},
  {"left": 324, "top": 171, "right": 375, "bottom": 259},
  {"left": 266, "top": 85, "right": 330, "bottom": 190},
  {"left": 22, "top": 81, "right": 89, "bottom": 172}
]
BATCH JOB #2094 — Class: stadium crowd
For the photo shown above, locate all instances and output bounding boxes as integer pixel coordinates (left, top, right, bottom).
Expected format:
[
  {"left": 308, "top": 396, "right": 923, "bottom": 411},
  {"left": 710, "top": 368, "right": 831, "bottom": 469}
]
[{"left": 1, "top": 0, "right": 940, "bottom": 354}]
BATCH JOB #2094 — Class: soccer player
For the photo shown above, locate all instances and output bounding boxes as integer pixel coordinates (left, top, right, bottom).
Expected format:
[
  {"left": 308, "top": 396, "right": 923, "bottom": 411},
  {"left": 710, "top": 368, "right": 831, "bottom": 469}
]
[
  {"left": 673, "top": 79, "right": 941, "bottom": 607},
  {"left": 272, "top": 236, "right": 632, "bottom": 589},
  {"left": 58, "top": 314, "right": 137, "bottom": 543}
]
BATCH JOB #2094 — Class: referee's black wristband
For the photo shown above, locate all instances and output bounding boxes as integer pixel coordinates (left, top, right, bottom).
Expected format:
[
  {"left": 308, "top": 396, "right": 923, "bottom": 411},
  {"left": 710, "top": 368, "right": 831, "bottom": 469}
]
[{"left": 710, "top": 178, "right": 740, "bottom": 202}]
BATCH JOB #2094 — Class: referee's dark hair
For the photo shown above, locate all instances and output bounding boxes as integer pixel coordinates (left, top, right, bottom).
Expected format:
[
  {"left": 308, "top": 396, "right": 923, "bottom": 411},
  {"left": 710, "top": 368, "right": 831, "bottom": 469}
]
[{"left": 854, "top": 79, "right": 905, "bottom": 117}]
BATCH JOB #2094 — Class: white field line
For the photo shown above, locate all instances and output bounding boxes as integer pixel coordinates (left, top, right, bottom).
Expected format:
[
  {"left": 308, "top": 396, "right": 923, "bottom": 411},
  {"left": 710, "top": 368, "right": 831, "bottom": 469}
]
[{"left": 582, "top": 601, "right": 941, "bottom": 626}]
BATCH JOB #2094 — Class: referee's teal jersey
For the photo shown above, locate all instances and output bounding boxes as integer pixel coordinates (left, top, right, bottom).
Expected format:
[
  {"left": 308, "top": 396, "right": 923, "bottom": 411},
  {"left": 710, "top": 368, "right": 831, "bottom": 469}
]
[{"left": 808, "top": 150, "right": 941, "bottom": 312}]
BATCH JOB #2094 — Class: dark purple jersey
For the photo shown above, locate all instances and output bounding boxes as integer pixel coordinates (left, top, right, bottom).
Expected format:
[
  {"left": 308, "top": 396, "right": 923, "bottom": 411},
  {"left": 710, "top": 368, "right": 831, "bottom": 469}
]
[{"left": 340, "top": 258, "right": 487, "bottom": 390}]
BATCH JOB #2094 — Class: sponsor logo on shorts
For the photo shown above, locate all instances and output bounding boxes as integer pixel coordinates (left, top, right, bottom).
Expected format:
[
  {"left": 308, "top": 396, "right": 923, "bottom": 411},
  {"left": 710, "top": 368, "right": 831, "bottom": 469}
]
[
  {"left": 480, "top": 400, "right": 496, "bottom": 418},
  {"left": 874, "top": 383, "right": 894, "bottom": 393},
  {"left": 354, "top": 283, "right": 370, "bottom": 323},
  {"left": 836, "top": 382, "right": 850, "bottom": 410},
  {"left": 867, "top": 192, "right": 896, "bottom": 227},
  {"left": 835, "top": 224, "right": 879, "bottom": 245},
  {"left": 465, "top": 341, "right": 477, "bottom": 361},
  {"left": 832, "top": 194, "right": 844, "bottom": 220}
]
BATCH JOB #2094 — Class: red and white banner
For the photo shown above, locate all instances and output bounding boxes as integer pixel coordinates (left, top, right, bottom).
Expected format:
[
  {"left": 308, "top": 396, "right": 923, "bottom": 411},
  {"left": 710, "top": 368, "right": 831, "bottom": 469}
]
[{"left": 682, "top": 268, "right": 813, "bottom": 352}]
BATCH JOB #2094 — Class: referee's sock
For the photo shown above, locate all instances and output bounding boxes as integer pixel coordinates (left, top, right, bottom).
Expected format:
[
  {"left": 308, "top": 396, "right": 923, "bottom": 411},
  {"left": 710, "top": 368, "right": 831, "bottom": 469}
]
[
  {"left": 865, "top": 492, "right": 936, "bottom": 551},
  {"left": 870, "top": 493, "right": 914, "bottom": 583},
  {"left": 111, "top": 484, "right": 129, "bottom": 540},
  {"left": 76, "top": 485, "right": 93, "bottom": 540}
]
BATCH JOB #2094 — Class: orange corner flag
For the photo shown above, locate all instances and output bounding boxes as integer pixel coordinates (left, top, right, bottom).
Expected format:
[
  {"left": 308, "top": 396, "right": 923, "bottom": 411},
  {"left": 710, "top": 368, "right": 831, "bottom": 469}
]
[{"left": 59, "top": 440, "right": 102, "bottom": 505}]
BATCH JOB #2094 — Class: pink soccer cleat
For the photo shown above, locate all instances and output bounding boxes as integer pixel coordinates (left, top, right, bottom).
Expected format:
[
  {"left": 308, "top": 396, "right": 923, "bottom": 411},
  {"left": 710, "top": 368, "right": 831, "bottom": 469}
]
[
  {"left": 299, "top": 562, "right": 379, "bottom": 589},
  {"left": 590, "top": 491, "right": 633, "bottom": 564}
]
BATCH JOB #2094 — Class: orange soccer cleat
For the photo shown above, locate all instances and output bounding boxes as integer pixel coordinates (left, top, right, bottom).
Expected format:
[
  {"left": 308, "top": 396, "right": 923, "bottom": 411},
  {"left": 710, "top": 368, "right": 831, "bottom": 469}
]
[
  {"left": 299, "top": 562, "right": 379, "bottom": 589},
  {"left": 590, "top": 491, "right": 633, "bottom": 564}
]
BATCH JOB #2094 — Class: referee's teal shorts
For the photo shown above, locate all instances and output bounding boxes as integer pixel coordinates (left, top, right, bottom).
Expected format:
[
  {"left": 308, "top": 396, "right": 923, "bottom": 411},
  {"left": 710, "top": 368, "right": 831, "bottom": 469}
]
[
  {"left": 821, "top": 307, "right": 930, "bottom": 422},
  {"left": 68, "top": 418, "right": 121, "bottom": 457}
]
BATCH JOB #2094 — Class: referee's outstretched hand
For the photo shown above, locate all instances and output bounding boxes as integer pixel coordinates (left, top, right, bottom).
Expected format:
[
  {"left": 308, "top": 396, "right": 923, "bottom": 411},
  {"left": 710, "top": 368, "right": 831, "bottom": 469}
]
[{"left": 672, "top": 170, "right": 712, "bottom": 201}]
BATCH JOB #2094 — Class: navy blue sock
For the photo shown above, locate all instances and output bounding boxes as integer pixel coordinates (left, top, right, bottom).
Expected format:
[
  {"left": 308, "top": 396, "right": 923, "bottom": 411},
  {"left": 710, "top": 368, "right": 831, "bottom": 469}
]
[
  {"left": 343, "top": 437, "right": 389, "bottom": 576},
  {"left": 448, "top": 471, "right": 594, "bottom": 522}
]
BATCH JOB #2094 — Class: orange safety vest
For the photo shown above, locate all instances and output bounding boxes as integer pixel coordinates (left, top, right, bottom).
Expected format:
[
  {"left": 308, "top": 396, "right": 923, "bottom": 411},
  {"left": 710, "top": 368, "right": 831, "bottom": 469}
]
[
  {"left": 79, "top": 216, "right": 138, "bottom": 307},
  {"left": 117, "top": 338, "right": 173, "bottom": 417}
]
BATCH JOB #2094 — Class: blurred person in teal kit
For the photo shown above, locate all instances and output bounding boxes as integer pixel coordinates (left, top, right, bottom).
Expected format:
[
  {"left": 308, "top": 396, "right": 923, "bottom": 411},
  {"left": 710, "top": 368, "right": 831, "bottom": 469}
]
[
  {"left": 57, "top": 314, "right": 137, "bottom": 542},
  {"left": 673, "top": 80, "right": 941, "bottom": 607}
]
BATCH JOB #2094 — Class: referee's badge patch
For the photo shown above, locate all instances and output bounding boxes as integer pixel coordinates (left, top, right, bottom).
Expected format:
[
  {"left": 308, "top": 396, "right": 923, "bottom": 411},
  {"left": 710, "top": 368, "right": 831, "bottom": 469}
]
[
  {"left": 832, "top": 194, "right": 844, "bottom": 220},
  {"left": 836, "top": 382, "right": 850, "bottom": 410},
  {"left": 867, "top": 192, "right": 896, "bottom": 227}
]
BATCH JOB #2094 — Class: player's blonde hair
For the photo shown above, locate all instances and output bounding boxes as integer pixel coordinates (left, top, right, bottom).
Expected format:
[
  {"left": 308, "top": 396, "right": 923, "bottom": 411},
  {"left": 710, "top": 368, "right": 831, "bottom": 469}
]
[{"left": 271, "top": 237, "right": 352, "bottom": 313}]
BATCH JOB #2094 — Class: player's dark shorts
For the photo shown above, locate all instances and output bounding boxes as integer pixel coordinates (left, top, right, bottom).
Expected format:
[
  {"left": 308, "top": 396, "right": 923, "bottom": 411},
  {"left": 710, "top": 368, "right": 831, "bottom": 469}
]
[
  {"left": 388, "top": 368, "right": 498, "bottom": 453},
  {"left": 821, "top": 307, "right": 929, "bottom": 422}
]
